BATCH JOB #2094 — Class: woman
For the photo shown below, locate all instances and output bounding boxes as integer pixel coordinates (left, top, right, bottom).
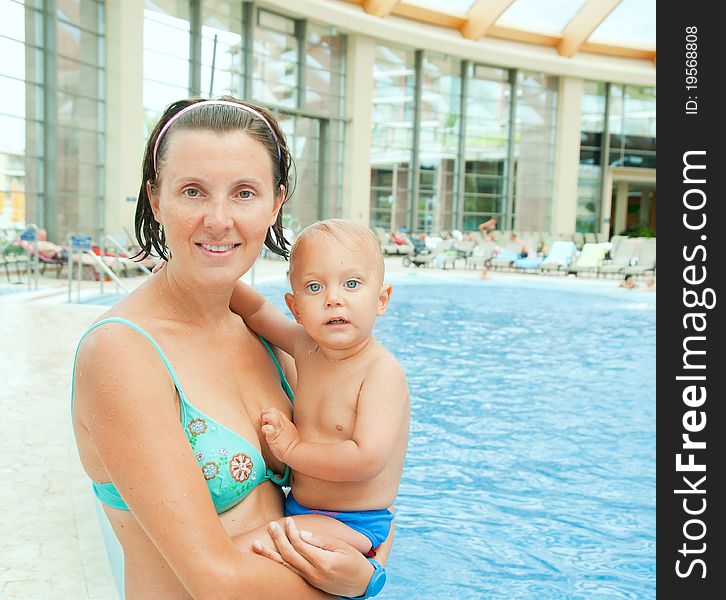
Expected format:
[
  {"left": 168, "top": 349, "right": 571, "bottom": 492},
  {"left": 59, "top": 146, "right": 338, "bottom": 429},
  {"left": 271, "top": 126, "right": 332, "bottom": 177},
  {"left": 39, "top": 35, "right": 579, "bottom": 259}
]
[{"left": 71, "top": 98, "right": 390, "bottom": 598}]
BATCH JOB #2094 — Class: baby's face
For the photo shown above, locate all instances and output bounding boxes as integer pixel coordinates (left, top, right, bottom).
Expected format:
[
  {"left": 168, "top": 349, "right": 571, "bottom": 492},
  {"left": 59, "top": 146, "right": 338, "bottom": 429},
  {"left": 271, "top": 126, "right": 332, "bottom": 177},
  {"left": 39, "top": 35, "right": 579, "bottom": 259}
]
[{"left": 287, "top": 238, "right": 389, "bottom": 350}]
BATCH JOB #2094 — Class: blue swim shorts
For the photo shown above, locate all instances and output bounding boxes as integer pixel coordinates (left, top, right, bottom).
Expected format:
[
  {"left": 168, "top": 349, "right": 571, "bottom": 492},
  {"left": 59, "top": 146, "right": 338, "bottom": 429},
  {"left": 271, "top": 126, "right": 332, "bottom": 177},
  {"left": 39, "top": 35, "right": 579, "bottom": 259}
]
[{"left": 284, "top": 493, "right": 394, "bottom": 551}]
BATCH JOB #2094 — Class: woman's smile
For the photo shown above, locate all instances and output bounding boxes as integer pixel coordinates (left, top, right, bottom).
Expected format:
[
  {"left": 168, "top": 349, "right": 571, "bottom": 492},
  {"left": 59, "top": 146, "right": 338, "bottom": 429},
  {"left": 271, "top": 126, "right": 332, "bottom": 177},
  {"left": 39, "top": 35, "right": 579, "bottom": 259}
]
[{"left": 196, "top": 242, "right": 242, "bottom": 257}]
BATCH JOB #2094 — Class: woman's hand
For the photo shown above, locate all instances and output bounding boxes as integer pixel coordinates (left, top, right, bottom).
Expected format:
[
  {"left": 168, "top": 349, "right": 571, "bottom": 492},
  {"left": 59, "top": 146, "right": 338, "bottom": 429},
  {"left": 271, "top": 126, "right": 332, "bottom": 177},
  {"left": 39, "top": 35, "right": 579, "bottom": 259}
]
[{"left": 253, "top": 517, "right": 374, "bottom": 598}]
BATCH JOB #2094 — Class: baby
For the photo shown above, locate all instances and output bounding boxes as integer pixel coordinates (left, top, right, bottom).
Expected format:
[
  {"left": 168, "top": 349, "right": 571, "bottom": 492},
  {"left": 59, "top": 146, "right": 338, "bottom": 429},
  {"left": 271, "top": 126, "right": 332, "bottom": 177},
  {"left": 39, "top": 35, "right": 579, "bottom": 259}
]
[{"left": 230, "top": 219, "right": 410, "bottom": 558}]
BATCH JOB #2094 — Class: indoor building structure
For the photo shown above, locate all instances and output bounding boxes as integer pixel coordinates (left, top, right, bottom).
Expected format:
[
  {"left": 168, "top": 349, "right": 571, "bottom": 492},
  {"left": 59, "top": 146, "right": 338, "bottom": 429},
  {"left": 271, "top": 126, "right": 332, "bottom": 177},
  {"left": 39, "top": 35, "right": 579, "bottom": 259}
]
[{"left": 0, "top": 0, "right": 656, "bottom": 244}]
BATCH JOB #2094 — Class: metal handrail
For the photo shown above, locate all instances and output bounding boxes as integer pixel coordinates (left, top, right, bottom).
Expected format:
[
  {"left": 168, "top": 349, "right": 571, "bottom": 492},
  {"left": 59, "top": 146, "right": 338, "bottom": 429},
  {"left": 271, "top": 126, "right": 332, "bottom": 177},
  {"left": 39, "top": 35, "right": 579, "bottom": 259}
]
[{"left": 103, "top": 235, "right": 152, "bottom": 275}]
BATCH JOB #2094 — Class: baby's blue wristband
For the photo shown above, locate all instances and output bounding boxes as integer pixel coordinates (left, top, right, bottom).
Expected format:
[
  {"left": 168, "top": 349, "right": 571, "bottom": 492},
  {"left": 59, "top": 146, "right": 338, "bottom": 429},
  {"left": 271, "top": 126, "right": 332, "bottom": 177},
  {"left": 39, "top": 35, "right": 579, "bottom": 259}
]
[{"left": 338, "top": 558, "right": 386, "bottom": 600}]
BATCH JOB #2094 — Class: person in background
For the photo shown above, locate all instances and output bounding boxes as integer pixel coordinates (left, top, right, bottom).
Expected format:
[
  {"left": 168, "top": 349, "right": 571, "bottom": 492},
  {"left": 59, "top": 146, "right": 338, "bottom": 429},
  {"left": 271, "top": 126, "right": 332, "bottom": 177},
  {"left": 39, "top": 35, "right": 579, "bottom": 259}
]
[
  {"left": 478, "top": 215, "right": 498, "bottom": 234},
  {"left": 411, "top": 231, "right": 429, "bottom": 255},
  {"left": 619, "top": 274, "right": 639, "bottom": 289}
]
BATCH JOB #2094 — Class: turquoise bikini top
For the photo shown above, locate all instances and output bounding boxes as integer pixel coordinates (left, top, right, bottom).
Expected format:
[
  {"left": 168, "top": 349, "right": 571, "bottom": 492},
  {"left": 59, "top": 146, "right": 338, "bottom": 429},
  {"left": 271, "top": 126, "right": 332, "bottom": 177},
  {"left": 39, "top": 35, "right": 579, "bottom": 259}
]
[{"left": 71, "top": 317, "right": 293, "bottom": 515}]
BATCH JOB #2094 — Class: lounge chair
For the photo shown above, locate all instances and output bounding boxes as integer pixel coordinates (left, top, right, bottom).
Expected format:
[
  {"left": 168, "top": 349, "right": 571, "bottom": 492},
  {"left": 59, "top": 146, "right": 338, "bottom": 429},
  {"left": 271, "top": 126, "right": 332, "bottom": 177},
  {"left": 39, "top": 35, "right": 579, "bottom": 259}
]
[
  {"left": 414, "top": 240, "right": 457, "bottom": 269},
  {"left": 1, "top": 248, "right": 29, "bottom": 283},
  {"left": 374, "top": 228, "right": 412, "bottom": 256},
  {"left": 514, "top": 240, "right": 577, "bottom": 273},
  {"left": 624, "top": 238, "right": 656, "bottom": 277},
  {"left": 15, "top": 238, "right": 68, "bottom": 278},
  {"left": 453, "top": 239, "right": 476, "bottom": 259},
  {"left": 466, "top": 241, "right": 497, "bottom": 270},
  {"left": 607, "top": 235, "right": 627, "bottom": 258},
  {"left": 489, "top": 236, "right": 527, "bottom": 271},
  {"left": 488, "top": 248, "right": 520, "bottom": 271},
  {"left": 598, "top": 237, "right": 642, "bottom": 278},
  {"left": 567, "top": 243, "right": 608, "bottom": 277},
  {"left": 543, "top": 240, "right": 577, "bottom": 272}
]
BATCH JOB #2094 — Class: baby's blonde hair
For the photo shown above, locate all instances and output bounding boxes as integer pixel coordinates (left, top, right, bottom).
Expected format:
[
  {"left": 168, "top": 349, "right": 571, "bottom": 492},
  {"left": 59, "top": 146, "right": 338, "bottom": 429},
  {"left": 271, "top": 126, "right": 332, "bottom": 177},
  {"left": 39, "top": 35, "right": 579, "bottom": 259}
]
[{"left": 289, "top": 219, "right": 385, "bottom": 285}]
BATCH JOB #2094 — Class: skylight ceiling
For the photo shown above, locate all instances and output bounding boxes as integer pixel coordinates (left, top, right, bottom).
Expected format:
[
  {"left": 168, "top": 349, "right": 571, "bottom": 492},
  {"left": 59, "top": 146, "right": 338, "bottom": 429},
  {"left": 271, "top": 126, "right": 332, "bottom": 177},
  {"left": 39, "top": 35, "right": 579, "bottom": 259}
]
[
  {"left": 496, "top": 0, "right": 584, "bottom": 36},
  {"left": 353, "top": 0, "right": 655, "bottom": 60},
  {"left": 589, "top": 0, "right": 655, "bottom": 49}
]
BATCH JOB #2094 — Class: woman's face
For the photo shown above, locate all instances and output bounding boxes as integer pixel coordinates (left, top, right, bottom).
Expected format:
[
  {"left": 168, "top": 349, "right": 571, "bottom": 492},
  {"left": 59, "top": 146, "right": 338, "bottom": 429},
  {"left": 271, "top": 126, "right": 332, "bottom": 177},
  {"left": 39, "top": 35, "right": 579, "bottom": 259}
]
[{"left": 148, "top": 129, "right": 283, "bottom": 287}]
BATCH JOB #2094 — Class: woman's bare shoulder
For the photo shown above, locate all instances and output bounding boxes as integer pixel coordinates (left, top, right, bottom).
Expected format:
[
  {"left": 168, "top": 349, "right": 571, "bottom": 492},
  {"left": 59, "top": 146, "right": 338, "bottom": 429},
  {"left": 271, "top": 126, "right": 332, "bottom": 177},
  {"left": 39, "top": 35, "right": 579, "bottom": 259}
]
[{"left": 74, "top": 305, "right": 176, "bottom": 414}]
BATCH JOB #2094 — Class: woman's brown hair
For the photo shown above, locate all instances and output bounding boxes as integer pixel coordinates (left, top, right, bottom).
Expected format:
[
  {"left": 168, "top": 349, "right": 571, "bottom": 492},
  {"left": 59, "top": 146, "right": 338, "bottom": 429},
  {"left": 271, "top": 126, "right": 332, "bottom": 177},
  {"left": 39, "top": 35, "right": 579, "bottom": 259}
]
[{"left": 133, "top": 97, "right": 294, "bottom": 261}]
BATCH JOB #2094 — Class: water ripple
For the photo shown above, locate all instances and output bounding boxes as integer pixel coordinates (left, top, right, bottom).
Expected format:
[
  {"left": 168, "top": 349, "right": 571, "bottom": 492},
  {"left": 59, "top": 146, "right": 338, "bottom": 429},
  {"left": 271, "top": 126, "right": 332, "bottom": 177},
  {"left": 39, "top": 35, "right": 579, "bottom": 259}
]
[{"left": 259, "top": 277, "right": 656, "bottom": 599}]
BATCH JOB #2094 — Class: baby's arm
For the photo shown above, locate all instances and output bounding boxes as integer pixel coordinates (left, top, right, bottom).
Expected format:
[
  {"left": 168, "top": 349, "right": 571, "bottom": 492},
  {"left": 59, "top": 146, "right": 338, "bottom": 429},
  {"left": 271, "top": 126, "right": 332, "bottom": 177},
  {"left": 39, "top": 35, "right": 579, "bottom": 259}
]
[
  {"left": 262, "top": 358, "right": 408, "bottom": 481},
  {"left": 230, "top": 280, "right": 304, "bottom": 357}
]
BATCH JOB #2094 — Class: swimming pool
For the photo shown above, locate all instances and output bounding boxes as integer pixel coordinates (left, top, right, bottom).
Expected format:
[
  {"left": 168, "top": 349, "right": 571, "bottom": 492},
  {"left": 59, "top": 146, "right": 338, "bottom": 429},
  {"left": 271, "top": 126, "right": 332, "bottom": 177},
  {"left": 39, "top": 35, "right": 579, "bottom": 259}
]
[{"left": 259, "top": 274, "right": 656, "bottom": 599}]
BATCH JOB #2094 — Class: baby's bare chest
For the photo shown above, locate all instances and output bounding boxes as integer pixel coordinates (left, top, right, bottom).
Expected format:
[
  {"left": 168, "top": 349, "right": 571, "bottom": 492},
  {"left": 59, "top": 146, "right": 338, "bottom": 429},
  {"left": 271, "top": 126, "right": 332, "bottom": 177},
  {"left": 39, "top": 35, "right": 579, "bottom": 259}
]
[{"left": 292, "top": 361, "right": 367, "bottom": 438}]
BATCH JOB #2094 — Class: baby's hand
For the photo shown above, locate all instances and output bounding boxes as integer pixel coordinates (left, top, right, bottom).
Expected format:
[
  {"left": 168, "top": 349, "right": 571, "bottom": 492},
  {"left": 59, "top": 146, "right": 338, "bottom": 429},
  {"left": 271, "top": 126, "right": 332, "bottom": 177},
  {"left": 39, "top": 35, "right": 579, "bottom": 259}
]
[{"left": 261, "top": 407, "right": 300, "bottom": 463}]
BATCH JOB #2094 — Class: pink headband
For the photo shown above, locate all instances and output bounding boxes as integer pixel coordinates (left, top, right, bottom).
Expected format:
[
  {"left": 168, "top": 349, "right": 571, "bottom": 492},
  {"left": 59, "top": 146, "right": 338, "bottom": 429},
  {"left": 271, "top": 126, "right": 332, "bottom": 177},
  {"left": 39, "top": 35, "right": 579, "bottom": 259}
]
[{"left": 152, "top": 100, "right": 282, "bottom": 175}]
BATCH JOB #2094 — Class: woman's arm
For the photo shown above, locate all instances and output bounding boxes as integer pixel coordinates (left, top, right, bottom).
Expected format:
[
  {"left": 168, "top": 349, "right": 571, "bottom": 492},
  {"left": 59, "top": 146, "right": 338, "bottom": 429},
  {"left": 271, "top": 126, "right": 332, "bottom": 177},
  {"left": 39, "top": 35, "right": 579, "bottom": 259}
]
[
  {"left": 229, "top": 280, "right": 304, "bottom": 357},
  {"left": 73, "top": 323, "right": 332, "bottom": 600},
  {"left": 251, "top": 514, "right": 396, "bottom": 596}
]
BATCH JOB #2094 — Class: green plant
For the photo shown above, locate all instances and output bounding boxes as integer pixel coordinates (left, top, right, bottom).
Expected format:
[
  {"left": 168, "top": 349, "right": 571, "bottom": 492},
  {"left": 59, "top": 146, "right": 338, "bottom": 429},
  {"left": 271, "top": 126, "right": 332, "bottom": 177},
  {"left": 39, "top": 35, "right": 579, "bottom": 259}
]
[{"left": 625, "top": 226, "right": 656, "bottom": 238}]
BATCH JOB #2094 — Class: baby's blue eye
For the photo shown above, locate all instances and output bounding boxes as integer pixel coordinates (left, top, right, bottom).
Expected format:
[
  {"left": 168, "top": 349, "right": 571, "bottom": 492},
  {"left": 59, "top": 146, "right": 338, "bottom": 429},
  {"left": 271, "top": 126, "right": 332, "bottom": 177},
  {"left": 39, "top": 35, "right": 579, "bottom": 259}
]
[
  {"left": 307, "top": 282, "right": 322, "bottom": 292},
  {"left": 344, "top": 280, "right": 360, "bottom": 289}
]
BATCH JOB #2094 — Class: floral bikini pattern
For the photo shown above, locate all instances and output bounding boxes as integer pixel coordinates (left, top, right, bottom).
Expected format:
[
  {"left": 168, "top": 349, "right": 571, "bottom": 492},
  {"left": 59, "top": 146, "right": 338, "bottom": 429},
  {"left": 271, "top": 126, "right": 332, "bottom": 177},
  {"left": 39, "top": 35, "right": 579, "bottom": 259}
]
[
  {"left": 188, "top": 418, "right": 207, "bottom": 435},
  {"left": 229, "top": 453, "right": 253, "bottom": 482},
  {"left": 187, "top": 417, "right": 256, "bottom": 487},
  {"left": 202, "top": 462, "right": 219, "bottom": 480}
]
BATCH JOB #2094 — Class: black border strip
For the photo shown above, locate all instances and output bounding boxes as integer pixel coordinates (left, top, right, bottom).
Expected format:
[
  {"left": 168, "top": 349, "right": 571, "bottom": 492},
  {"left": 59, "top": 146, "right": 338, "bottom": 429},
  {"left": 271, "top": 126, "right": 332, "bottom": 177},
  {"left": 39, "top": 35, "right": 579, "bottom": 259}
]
[{"left": 658, "top": 5, "right": 724, "bottom": 594}]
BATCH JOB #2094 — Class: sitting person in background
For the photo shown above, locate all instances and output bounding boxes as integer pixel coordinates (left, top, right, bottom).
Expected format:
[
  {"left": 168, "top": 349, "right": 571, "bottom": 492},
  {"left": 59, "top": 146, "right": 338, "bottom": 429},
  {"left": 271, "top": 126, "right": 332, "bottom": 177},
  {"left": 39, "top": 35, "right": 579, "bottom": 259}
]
[
  {"left": 390, "top": 230, "right": 407, "bottom": 246},
  {"left": 230, "top": 219, "right": 410, "bottom": 573},
  {"left": 508, "top": 232, "right": 529, "bottom": 259},
  {"left": 645, "top": 276, "right": 656, "bottom": 292},
  {"left": 491, "top": 232, "right": 527, "bottom": 259},
  {"left": 16, "top": 227, "right": 67, "bottom": 261},
  {"left": 411, "top": 231, "right": 429, "bottom": 255}
]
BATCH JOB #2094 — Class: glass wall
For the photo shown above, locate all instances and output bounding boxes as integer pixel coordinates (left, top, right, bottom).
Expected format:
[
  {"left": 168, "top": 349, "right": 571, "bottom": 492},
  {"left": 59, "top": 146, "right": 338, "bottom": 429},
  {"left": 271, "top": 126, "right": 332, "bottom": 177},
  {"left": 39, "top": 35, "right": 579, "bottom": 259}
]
[
  {"left": 416, "top": 52, "right": 461, "bottom": 233},
  {"left": 201, "top": 0, "right": 244, "bottom": 98},
  {"left": 576, "top": 80, "right": 606, "bottom": 232},
  {"left": 511, "top": 70, "right": 557, "bottom": 232},
  {"left": 56, "top": 0, "right": 106, "bottom": 238},
  {"left": 253, "top": 8, "right": 298, "bottom": 109},
  {"left": 303, "top": 22, "right": 345, "bottom": 220},
  {"left": 370, "top": 44, "right": 415, "bottom": 231},
  {"left": 462, "top": 64, "right": 510, "bottom": 231},
  {"left": 574, "top": 82, "right": 656, "bottom": 233},
  {"left": 140, "top": 3, "right": 346, "bottom": 230},
  {"left": 370, "top": 45, "right": 560, "bottom": 234},
  {"left": 0, "top": 0, "right": 105, "bottom": 241},
  {"left": 0, "top": 0, "right": 40, "bottom": 231},
  {"left": 608, "top": 84, "right": 656, "bottom": 169},
  {"left": 143, "top": 2, "right": 191, "bottom": 134}
]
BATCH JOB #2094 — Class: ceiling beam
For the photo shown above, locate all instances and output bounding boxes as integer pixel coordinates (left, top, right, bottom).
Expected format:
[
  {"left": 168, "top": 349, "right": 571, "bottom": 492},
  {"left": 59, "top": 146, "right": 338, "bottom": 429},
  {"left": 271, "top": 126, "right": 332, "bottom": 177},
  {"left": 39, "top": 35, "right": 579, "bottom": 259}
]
[
  {"left": 362, "top": 0, "right": 400, "bottom": 17},
  {"left": 558, "top": 0, "right": 622, "bottom": 57},
  {"left": 393, "top": 3, "right": 465, "bottom": 28},
  {"left": 460, "top": 0, "right": 516, "bottom": 41}
]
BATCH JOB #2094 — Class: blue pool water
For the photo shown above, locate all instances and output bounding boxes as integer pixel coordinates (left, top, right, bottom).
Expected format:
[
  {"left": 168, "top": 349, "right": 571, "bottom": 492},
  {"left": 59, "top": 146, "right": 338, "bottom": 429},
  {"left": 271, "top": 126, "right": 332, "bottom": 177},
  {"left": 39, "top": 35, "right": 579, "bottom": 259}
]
[{"left": 259, "top": 274, "right": 656, "bottom": 599}]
